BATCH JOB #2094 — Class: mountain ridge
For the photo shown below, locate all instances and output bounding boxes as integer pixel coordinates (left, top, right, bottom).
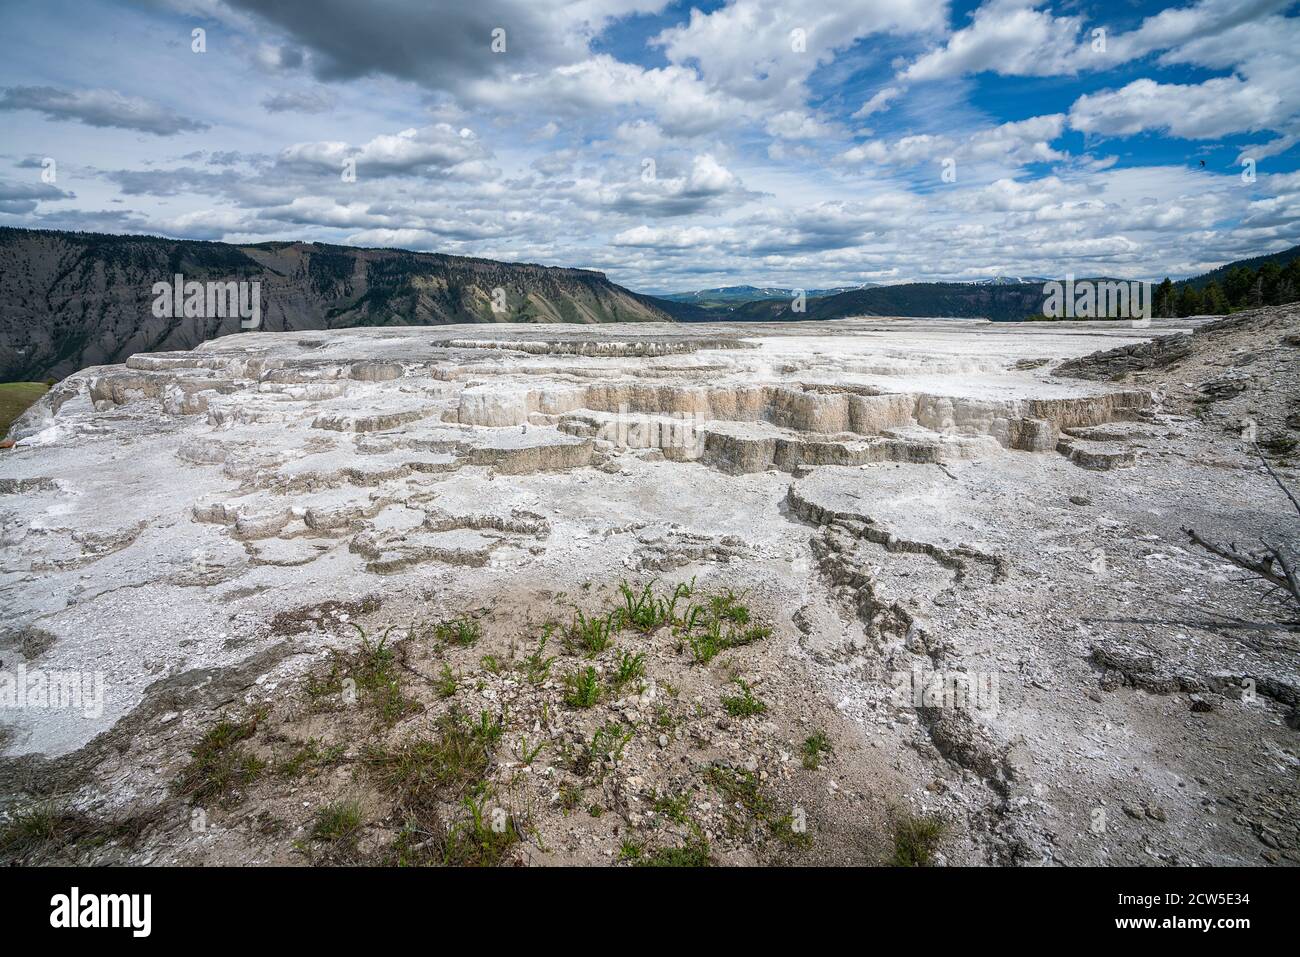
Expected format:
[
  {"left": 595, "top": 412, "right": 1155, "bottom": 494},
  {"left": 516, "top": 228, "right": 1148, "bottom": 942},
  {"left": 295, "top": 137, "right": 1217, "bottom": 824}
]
[
  {"left": 5, "top": 228, "right": 1298, "bottom": 381},
  {"left": 655, "top": 283, "right": 874, "bottom": 304},
  {"left": 0, "top": 227, "right": 702, "bottom": 382},
  {"left": 695, "top": 249, "right": 1300, "bottom": 323}
]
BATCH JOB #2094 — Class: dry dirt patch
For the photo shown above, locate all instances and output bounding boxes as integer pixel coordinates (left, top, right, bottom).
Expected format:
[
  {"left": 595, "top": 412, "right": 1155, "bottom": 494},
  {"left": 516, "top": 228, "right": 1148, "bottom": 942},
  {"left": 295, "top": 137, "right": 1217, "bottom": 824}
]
[{"left": 0, "top": 580, "right": 936, "bottom": 867}]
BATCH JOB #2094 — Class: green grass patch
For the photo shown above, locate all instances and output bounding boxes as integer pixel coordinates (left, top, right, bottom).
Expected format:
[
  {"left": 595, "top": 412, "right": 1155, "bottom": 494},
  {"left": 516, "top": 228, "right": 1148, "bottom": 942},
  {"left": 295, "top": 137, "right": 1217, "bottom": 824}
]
[
  {"left": 0, "top": 382, "right": 48, "bottom": 438},
  {"left": 565, "top": 609, "right": 618, "bottom": 656},
  {"left": 801, "top": 731, "right": 832, "bottom": 770},
  {"left": 889, "top": 810, "right": 945, "bottom": 866},
  {"left": 650, "top": 789, "right": 691, "bottom": 826},
  {"left": 275, "top": 738, "right": 344, "bottom": 778},
  {"left": 706, "top": 764, "right": 810, "bottom": 850},
  {"left": 721, "top": 679, "right": 767, "bottom": 718},
  {"left": 310, "top": 800, "right": 363, "bottom": 843},
  {"left": 563, "top": 665, "right": 601, "bottom": 708},
  {"left": 363, "top": 710, "right": 495, "bottom": 815},
  {"left": 521, "top": 630, "right": 556, "bottom": 686},
  {"left": 0, "top": 806, "right": 152, "bottom": 861},
  {"left": 430, "top": 616, "right": 481, "bottom": 647},
  {"left": 306, "top": 625, "right": 419, "bottom": 725},
  {"left": 638, "top": 834, "right": 711, "bottom": 867},
  {"left": 612, "top": 650, "right": 646, "bottom": 689},
  {"left": 172, "top": 711, "right": 266, "bottom": 806},
  {"left": 435, "top": 663, "right": 458, "bottom": 699}
]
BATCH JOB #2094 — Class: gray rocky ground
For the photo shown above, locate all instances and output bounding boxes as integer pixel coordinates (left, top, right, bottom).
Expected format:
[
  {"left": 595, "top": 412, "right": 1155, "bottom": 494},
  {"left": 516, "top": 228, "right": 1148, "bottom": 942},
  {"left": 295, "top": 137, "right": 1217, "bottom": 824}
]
[{"left": 0, "top": 311, "right": 1296, "bottom": 866}]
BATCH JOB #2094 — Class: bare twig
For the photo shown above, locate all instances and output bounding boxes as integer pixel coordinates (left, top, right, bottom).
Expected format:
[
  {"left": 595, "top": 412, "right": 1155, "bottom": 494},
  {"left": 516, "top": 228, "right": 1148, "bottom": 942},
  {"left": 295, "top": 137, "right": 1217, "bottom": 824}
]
[
  {"left": 1265, "top": 538, "right": 1300, "bottom": 600},
  {"left": 1183, "top": 527, "right": 1294, "bottom": 595},
  {"left": 1182, "top": 442, "right": 1300, "bottom": 610},
  {"left": 1254, "top": 443, "right": 1300, "bottom": 516},
  {"left": 1183, "top": 528, "right": 1299, "bottom": 610}
]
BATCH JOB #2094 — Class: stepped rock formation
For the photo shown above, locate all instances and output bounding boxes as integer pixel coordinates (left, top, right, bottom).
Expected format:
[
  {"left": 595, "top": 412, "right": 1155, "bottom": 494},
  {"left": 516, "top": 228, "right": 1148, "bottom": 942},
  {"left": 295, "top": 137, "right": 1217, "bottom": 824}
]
[{"left": 2, "top": 313, "right": 1298, "bottom": 866}]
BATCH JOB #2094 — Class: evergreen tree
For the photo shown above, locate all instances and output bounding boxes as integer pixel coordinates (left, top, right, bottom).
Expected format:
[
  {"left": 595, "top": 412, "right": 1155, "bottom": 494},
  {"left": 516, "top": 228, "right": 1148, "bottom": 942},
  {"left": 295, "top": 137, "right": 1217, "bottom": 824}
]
[
  {"left": 1201, "top": 281, "right": 1229, "bottom": 315},
  {"left": 1247, "top": 276, "right": 1265, "bottom": 308},
  {"left": 1154, "top": 277, "right": 1175, "bottom": 317},
  {"left": 1176, "top": 285, "right": 1204, "bottom": 317},
  {"left": 1224, "top": 266, "right": 1252, "bottom": 307},
  {"left": 1281, "top": 259, "right": 1300, "bottom": 302},
  {"left": 1259, "top": 262, "right": 1283, "bottom": 304}
]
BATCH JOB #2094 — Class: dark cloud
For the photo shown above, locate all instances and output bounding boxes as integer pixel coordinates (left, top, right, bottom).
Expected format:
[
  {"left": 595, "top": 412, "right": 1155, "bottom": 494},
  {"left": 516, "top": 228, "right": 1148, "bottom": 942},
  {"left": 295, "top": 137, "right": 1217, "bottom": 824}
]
[
  {"left": 0, "top": 86, "right": 209, "bottom": 135},
  {"left": 261, "top": 89, "right": 338, "bottom": 114},
  {"left": 0, "top": 180, "right": 73, "bottom": 214},
  {"left": 6, "top": 208, "right": 146, "bottom": 232},
  {"left": 103, "top": 166, "right": 238, "bottom": 197},
  {"left": 226, "top": 0, "right": 587, "bottom": 90}
]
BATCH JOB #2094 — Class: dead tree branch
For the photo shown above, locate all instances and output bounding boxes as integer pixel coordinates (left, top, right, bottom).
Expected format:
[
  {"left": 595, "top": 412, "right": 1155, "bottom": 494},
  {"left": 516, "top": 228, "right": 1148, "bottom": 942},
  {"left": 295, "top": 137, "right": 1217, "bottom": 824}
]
[{"left": 1182, "top": 444, "right": 1300, "bottom": 609}]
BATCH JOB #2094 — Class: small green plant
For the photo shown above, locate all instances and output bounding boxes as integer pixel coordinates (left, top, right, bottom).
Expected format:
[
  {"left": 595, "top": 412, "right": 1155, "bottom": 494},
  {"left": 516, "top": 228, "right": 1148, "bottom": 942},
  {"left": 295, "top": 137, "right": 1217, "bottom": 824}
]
[
  {"left": 566, "top": 610, "right": 617, "bottom": 656},
  {"left": 618, "top": 581, "right": 664, "bottom": 632},
  {"left": 801, "top": 731, "right": 832, "bottom": 770},
  {"left": 433, "top": 616, "right": 481, "bottom": 647},
  {"left": 515, "top": 735, "right": 547, "bottom": 766},
  {"left": 709, "top": 589, "right": 751, "bottom": 625},
  {"left": 651, "top": 789, "right": 691, "bottom": 825},
  {"left": 721, "top": 679, "right": 767, "bottom": 717},
  {"left": 435, "top": 663, "right": 458, "bottom": 699},
  {"left": 432, "top": 794, "right": 518, "bottom": 867},
  {"left": 307, "top": 625, "right": 417, "bottom": 724},
  {"left": 684, "top": 610, "right": 770, "bottom": 664},
  {"left": 522, "top": 630, "right": 557, "bottom": 686},
  {"left": 730, "top": 624, "right": 772, "bottom": 646},
  {"left": 473, "top": 709, "right": 504, "bottom": 746},
  {"left": 618, "top": 838, "right": 644, "bottom": 862},
  {"left": 480, "top": 653, "right": 503, "bottom": 674},
  {"left": 589, "top": 720, "right": 634, "bottom": 763},
  {"left": 890, "top": 810, "right": 945, "bottom": 867},
  {"left": 350, "top": 624, "right": 397, "bottom": 681},
  {"left": 558, "top": 783, "right": 583, "bottom": 813},
  {"left": 311, "top": 800, "right": 362, "bottom": 843},
  {"left": 638, "top": 834, "right": 711, "bottom": 867},
  {"left": 612, "top": 650, "right": 646, "bottom": 689},
  {"left": 172, "top": 712, "right": 266, "bottom": 805},
  {"left": 659, "top": 579, "right": 696, "bottom": 624},
  {"left": 276, "top": 738, "right": 344, "bottom": 778},
  {"left": 370, "top": 674, "right": 420, "bottom": 726},
  {"left": 688, "top": 619, "right": 728, "bottom": 665},
  {"left": 564, "top": 666, "right": 601, "bottom": 708},
  {"left": 653, "top": 704, "right": 677, "bottom": 732}
]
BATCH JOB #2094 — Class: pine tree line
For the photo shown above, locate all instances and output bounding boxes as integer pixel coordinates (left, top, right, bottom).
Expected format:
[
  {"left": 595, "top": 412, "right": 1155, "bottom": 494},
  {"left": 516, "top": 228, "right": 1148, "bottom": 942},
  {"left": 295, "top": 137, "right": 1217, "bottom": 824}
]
[{"left": 1153, "top": 254, "right": 1300, "bottom": 318}]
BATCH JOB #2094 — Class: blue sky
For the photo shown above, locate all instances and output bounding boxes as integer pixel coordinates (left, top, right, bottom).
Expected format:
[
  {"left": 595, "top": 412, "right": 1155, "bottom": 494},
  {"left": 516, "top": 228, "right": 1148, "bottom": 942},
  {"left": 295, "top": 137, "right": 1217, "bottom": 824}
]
[{"left": 1, "top": 0, "right": 1298, "bottom": 292}]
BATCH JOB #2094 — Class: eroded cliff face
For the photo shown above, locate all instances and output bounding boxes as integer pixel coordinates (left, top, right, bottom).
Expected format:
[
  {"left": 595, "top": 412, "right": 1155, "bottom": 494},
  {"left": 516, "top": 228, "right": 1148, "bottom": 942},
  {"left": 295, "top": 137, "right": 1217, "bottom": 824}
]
[
  {"left": 0, "top": 228, "right": 679, "bottom": 382},
  {"left": 2, "top": 316, "right": 1297, "bottom": 867}
]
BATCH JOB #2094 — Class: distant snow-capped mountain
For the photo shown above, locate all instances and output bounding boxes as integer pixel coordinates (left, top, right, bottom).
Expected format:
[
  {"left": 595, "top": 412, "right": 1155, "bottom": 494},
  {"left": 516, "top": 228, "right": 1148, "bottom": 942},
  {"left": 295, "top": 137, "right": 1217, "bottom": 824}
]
[
  {"left": 656, "top": 283, "right": 876, "bottom": 303},
  {"left": 967, "top": 276, "right": 1053, "bottom": 286}
]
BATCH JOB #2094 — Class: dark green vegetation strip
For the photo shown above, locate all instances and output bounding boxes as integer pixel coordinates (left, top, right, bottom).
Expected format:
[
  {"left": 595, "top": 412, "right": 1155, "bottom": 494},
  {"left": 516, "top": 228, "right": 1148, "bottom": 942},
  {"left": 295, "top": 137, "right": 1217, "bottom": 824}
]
[{"left": 0, "top": 382, "right": 48, "bottom": 437}]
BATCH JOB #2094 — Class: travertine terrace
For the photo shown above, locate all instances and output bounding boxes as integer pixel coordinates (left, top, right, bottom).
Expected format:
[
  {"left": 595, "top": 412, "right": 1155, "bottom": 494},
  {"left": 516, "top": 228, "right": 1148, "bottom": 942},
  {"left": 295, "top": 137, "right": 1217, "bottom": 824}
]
[{"left": 2, "top": 315, "right": 1297, "bottom": 866}]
